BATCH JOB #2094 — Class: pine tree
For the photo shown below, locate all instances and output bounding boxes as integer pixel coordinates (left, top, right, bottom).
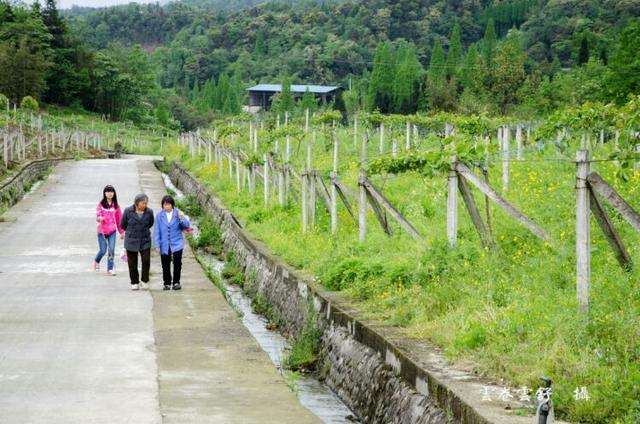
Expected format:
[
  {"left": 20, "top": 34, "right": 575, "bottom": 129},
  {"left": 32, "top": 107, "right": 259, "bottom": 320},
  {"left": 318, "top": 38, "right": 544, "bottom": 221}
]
[
  {"left": 368, "top": 41, "right": 395, "bottom": 112},
  {"left": 428, "top": 36, "right": 446, "bottom": 87},
  {"left": 578, "top": 36, "right": 589, "bottom": 65},
  {"left": 42, "top": 0, "right": 65, "bottom": 49},
  {"left": 215, "top": 74, "right": 230, "bottom": 110},
  {"left": 0, "top": 1, "right": 16, "bottom": 23},
  {"left": 254, "top": 31, "right": 266, "bottom": 56},
  {"left": 223, "top": 77, "right": 240, "bottom": 114},
  {"left": 447, "top": 23, "right": 463, "bottom": 79},
  {"left": 201, "top": 78, "right": 215, "bottom": 110},
  {"left": 460, "top": 43, "right": 479, "bottom": 93},
  {"left": 300, "top": 88, "right": 317, "bottom": 114},
  {"left": 482, "top": 18, "right": 497, "bottom": 67},
  {"left": 212, "top": 75, "right": 221, "bottom": 110},
  {"left": 183, "top": 75, "right": 191, "bottom": 99},
  {"left": 226, "top": 69, "right": 243, "bottom": 114},
  {"left": 426, "top": 36, "right": 453, "bottom": 111},
  {"left": 274, "top": 74, "right": 294, "bottom": 115},
  {"left": 599, "top": 48, "right": 608, "bottom": 66},
  {"left": 394, "top": 42, "right": 422, "bottom": 114},
  {"left": 231, "top": 66, "right": 245, "bottom": 113},
  {"left": 192, "top": 76, "right": 200, "bottom": 103},
  {"left": 550, "top": 55, "right": 562, "bottom": 76}
]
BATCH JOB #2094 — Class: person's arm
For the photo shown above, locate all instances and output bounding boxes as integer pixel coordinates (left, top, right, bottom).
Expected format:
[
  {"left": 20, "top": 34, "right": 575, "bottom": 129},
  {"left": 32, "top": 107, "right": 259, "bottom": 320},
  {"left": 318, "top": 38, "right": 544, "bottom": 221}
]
[
  {"left": 116, "top": 207, "right": 124, "bottom": 234},
  {"left": 153, "top": 213, "right": 161, "bottom": 251},
  {"left": 120, "top": 208, "right": 128, "bottom": 231},
  {"left": 148, "top": 209, "right": 154, "bottom": 228},
  {"left": 96, "top": 204, "right": 104, "bottom": 223},
  {"left": 178, "top": 209, "right": 190, "bottom": 229}
]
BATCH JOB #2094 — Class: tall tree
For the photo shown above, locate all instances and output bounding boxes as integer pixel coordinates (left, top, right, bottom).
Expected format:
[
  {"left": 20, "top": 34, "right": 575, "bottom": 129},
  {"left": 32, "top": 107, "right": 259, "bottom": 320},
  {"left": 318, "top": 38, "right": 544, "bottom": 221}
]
[
  {"left": 224, "top": 69, "right": 243, "bottom": 114},
  {"left": 426, "top": 36, "right": 455, "bottom": 111},
  {"left": 482, "top": 18, "right": 497, "bottom": 67},
  {"left": 491, "top": 29, "right": 526, "bottom": 113},
  {"left": 192, "top": 76, "right": 200, "bottom": 102},
  {"left": 300, "top": 88, "right": 317, "bottom": 114},
  {"left": 368, "top": 41, "right": 395, "bottom": 113},
  {"left": 460, "top": 43, "right": 477, "bottom": 91},
  {"left": 0, "top": 37, "right": 51, "bottom": 102},
  {"left": 447, "top": 22, "right": 463, "bottom": 79},
  {"left": 272, "top": 74, "right": 294, "bottom": 115},
  {"left": 427, "top": 36, "right": 446, "bottom": 88},
  {"left": 41, "top": 0, "right": 65, "bottom": 48},
  {"left": 394, "top": 42, "right": 422, "bottom": 114},
  {"left": 0, "top": 5, "right": 52, "bottom": 103},
  {"left": 214, "top": 74, "right": 229, "bottom": 110},
  {"left": 607, "top": 19, "right": 640, "bottom": 103},
  {"left": 254, "top": 31, "right": 266, "bottom": 56},
  {"left": 200, "top": 78, "right": 215, "bottom": 110},
  {"left": 578, "top": 36, "right": 589, "bottom": 65}
]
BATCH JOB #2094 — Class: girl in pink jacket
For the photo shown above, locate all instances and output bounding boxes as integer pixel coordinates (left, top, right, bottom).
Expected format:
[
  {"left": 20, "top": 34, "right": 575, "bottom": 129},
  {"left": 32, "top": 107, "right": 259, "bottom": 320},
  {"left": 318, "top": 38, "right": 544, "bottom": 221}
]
[{"left": 94, "top": 185, "right": 124, "bottom": 275}]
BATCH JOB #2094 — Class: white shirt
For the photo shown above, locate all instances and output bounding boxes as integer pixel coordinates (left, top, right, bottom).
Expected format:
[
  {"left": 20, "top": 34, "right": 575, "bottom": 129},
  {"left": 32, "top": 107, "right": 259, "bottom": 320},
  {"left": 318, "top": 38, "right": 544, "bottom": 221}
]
[{"left": 166, "top": 210, "right": 173, "bottom": 223}]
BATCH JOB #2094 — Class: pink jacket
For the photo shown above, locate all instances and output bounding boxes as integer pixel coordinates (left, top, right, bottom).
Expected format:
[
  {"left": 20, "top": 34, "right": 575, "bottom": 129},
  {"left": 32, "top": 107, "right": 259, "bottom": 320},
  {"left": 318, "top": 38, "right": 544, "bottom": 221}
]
[{"left": 96, "top": 202, "right": 124, "bottom": 235}]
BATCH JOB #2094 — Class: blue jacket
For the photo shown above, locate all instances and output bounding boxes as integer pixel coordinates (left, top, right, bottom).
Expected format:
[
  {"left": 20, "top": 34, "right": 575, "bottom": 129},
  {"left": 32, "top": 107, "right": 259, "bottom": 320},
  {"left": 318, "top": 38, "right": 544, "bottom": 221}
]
[{"left": 153, "top": 208, "right": 190, "bottom": 255}]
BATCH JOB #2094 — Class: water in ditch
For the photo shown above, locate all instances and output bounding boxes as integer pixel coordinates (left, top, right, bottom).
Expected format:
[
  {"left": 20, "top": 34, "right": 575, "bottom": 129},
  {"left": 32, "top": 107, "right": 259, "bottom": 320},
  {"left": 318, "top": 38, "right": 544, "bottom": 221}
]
[{"left": 161, "top": 172, "right": 359, "bottom": 424}]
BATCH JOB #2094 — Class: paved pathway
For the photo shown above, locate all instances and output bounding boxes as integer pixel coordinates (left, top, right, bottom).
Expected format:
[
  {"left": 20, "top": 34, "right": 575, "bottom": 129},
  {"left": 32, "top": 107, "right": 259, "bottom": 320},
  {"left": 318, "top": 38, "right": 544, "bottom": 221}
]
[{"left": 0, "top": 158, "right": 320, "bottom": 424}]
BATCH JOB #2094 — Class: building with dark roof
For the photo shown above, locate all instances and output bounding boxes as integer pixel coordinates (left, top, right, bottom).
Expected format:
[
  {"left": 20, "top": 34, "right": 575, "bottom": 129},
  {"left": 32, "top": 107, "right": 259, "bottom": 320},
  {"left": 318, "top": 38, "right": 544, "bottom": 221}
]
[{"left": 246, "top": 84, "right": 340, "bottom": 111}]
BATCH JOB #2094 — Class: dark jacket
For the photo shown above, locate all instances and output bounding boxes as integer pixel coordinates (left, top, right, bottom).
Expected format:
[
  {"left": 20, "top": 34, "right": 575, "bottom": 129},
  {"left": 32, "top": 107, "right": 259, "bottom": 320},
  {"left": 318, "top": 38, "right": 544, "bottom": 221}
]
[{"left": 121, "top": 205, "right": 155, "bottom": 252}]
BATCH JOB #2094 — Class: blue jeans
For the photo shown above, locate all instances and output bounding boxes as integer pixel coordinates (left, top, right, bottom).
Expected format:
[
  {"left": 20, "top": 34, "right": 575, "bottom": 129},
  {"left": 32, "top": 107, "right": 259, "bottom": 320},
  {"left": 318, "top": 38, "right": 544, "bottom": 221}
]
[{"left": 95, "top": 232, "right": 117, "bottom": 271}]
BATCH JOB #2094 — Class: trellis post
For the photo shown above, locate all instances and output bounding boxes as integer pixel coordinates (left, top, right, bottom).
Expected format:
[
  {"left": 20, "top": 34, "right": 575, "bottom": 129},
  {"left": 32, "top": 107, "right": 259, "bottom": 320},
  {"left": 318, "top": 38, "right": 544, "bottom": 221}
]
[
  {"left": 330, "top": 133, "right": 339, "bottom": 235},
  {"left": 447, "top": 157, "right": 458, "bottom": 247},
  {"left": 576, "top": 150, "right": 591, "bottom": 317}
]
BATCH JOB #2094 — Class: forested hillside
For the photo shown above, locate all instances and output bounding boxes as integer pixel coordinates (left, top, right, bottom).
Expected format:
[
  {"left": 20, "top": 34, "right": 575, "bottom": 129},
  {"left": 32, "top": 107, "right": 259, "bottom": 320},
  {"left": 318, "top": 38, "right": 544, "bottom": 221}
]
[
  {"left": 63, "top": 0, "right": 639, "bottom": 117},
  {"left": 2, "top": 0, "right": 639, "bottom": 127}
]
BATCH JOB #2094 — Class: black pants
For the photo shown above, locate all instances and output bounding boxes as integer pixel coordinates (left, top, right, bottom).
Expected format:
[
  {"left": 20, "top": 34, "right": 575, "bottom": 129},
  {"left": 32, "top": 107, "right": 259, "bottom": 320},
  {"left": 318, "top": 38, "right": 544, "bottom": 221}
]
[
  {"left": 161, "top": 249, "right": 183, "bottom": 286},
  {"left": 127, "top": 248, "right": 151, "bottom": 285}
]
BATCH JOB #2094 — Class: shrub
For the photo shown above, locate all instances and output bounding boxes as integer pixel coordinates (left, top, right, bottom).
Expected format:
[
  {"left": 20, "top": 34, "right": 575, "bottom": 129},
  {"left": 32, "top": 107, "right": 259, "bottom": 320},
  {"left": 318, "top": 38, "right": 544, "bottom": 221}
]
[
  {"left": 20, "top": 96, "right": 39, "bottom": 112},
  {"left": 0, "top": 94, "right": 8, "bottom": 111},
  {"left": 319, "top": 257, "right": 384, "bottom": 291}
]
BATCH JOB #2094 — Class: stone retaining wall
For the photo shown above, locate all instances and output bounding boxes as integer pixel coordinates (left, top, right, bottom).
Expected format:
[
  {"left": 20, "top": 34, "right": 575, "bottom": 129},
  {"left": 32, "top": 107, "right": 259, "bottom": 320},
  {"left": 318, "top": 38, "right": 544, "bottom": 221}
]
[
  {"left": 168, "top": 161, "right": 523, "bottom": 424},
  {"left": 0, "top": 159, "right": 63, "bottom": 209}
]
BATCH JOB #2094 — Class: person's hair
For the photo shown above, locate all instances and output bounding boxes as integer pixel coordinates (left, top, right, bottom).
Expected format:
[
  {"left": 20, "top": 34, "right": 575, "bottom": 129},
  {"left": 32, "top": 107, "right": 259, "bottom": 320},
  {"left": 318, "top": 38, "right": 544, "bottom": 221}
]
[
  {"left": 100, "top": 185, "right": 118, "bottom": 209},
  {"left": 134, "top": 193, "right": 149, "bottom": 207},
  {"left": 161, "top": 195, "right": 175, "bottom": 208}
]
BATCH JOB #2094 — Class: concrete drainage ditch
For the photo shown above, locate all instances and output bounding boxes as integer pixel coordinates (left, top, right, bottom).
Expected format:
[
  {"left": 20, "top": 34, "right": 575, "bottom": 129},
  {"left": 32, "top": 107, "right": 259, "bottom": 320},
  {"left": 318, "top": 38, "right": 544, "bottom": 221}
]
[{"left": 161, "top": 171, "right": 360, "bottom": 424}]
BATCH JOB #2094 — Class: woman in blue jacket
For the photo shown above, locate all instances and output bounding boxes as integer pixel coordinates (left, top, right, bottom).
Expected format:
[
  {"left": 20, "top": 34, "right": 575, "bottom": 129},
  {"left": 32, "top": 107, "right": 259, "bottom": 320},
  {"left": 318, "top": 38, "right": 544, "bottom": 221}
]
[{"left": 154, "top": 195, "right": 191, "bottom": 291}]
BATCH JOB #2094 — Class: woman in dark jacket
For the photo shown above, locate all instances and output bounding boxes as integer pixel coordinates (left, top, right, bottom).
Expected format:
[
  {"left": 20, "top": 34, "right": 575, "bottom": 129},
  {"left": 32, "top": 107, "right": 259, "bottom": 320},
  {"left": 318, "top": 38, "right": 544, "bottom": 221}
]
[{"left": 121, "top": 193, "right": 154, "bottom": 291}]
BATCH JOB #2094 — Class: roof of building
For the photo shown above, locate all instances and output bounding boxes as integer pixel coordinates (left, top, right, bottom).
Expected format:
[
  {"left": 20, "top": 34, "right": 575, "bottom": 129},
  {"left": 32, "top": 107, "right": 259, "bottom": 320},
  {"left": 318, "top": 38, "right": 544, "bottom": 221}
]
[{"left": 247, "top": 84, "right": 340, "bottom": 94}]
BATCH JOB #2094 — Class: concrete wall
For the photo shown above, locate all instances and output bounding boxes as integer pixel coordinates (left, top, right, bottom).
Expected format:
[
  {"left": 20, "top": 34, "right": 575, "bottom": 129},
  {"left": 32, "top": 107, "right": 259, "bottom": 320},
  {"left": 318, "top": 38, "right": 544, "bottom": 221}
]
[{"left": 169, "top": 162, "right": 505, "bottom": 424}]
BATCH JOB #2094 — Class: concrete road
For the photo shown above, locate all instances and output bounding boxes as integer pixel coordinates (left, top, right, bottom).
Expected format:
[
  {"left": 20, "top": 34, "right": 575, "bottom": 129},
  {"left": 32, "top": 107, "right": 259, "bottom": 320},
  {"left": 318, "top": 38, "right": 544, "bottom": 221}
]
[{"left": 0, "top": 158, "right": 320, "bottom": 424}]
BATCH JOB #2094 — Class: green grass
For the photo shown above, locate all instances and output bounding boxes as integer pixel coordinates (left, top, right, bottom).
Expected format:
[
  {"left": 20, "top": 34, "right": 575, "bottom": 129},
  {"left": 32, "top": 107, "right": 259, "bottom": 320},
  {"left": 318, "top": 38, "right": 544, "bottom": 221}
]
[
  {"left": 176, "top": 194, "right": 204, "bottom": 219},
  {"left": 283, "top": 306, "right": 322, "bottom": 372},
  {"left": 221, "top": 252, "right": 246, "bottom": 287},
  {"left": 163, "top": 126, "right": 640, "bottom": 423}
]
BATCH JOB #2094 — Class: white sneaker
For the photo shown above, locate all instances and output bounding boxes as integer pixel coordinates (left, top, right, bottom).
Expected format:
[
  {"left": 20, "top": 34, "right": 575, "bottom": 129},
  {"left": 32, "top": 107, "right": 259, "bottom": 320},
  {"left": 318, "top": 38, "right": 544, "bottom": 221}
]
[
  {"left": 107, "top": 270, "right": 116, "bottom": 276},
  {"left": 140, "top": 282, "right": 149, "bottom": 290},
  {"left": 131, "top": 284, "right": 140, "bottom": 291}
]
